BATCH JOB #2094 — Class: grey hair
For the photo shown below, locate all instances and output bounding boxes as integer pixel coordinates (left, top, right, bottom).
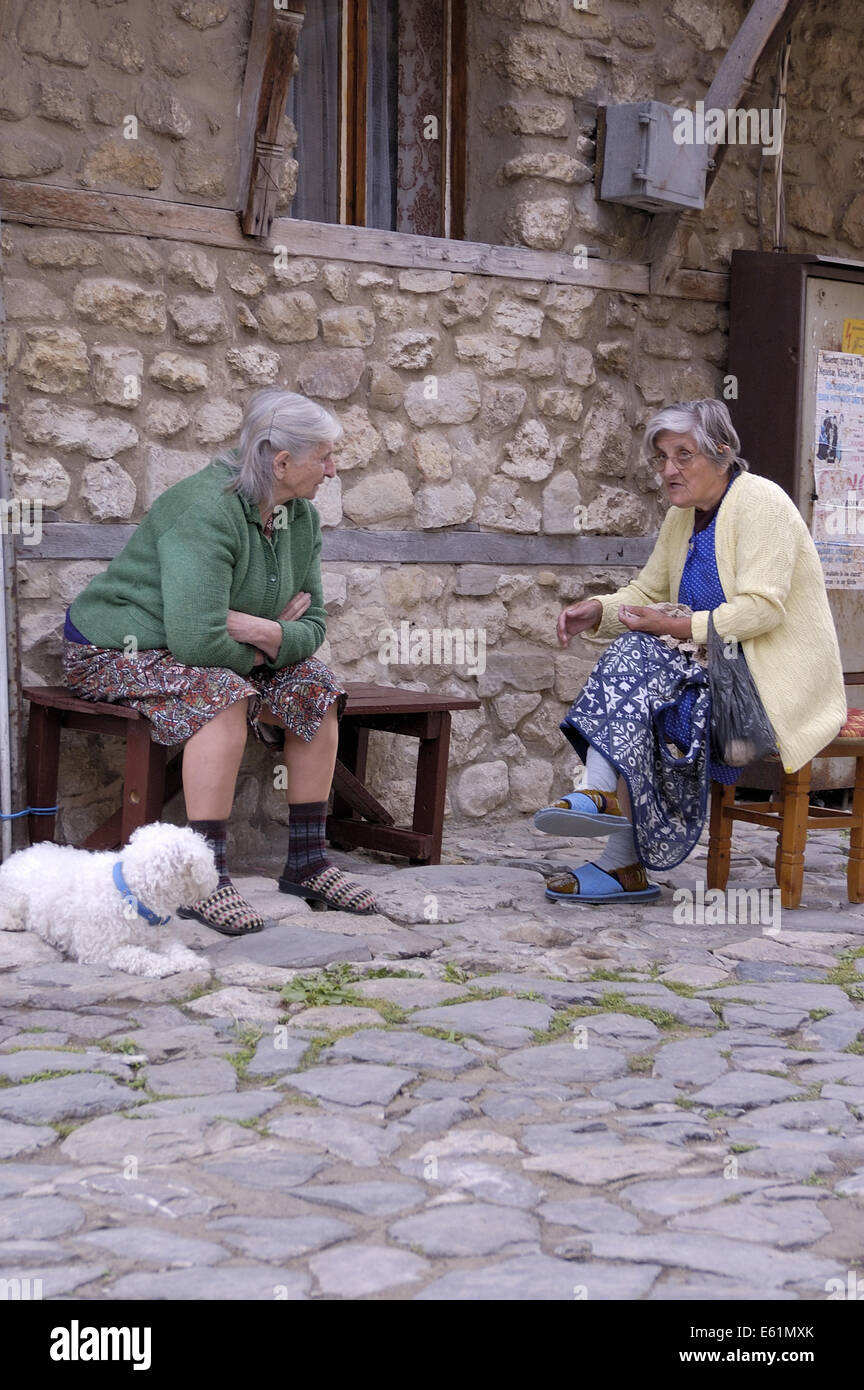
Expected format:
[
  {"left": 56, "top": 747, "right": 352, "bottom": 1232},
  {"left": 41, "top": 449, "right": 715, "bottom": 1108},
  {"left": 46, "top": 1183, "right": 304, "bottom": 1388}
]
[
  {"left": 643, "top": 398, "right": 749, "bottom": 472},
  {"left": 220, "top": 388, "right": 343, "bottom": 507}
]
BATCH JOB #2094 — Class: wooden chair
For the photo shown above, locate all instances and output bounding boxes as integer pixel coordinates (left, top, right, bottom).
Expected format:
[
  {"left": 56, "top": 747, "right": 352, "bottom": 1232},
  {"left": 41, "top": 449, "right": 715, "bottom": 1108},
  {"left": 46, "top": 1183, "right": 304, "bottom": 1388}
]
[
  {"left": 23, "top": 683, "right": 480, "bottom": 866},
  {"left": 706, "top": 673, "right": 864, "bottom": 910}
]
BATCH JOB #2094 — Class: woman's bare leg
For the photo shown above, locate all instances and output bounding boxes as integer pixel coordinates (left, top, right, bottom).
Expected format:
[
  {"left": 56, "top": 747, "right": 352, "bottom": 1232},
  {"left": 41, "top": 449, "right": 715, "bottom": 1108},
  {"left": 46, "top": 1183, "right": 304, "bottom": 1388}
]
[
  {"left": 617, "top": 776, "right": 633, "bottom": 822},
  {"left": 280, "top": 701, "right": 339, "bottom": 802},
  {"left": 182, "top": 698, "right": 249, "bottom": 819}
]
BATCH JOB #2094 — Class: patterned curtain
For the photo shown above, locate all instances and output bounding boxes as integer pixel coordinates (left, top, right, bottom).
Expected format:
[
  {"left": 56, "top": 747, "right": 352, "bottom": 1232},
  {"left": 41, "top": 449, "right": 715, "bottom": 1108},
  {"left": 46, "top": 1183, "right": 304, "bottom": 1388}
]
[{"left": 396, "top": 0, "right": 444, "bottom": 237}]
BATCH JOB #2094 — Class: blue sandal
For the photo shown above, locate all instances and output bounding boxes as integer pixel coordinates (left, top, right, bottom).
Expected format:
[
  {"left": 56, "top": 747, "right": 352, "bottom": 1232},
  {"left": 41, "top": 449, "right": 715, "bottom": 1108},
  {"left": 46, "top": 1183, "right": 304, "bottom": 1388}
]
[
  {"left": 545, "top": 862, "right": 660, "bottom": 904},
  {"left": 534, "top": 790, "right": 629, "bottom": 838}
]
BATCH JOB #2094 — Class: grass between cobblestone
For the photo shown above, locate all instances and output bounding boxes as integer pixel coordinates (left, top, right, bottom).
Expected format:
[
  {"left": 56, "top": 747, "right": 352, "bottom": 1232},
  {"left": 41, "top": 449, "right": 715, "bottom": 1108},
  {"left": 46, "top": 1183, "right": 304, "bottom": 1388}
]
[
  {"left": 0, "top": 1068, "right": 81, "bottom": 1086},
  {"left": 177, "top": 979, "right": 225, "bottom": 1003},
  {"left": 529, "top": 993, "right": 691, "bottom": 1044},
  {"left": 825, "top": 945, "right": 864, "bottom": 996},
  {"left": 226, "top": 1026, "right": 264, "bottom": 1082},
  {"left": 627, "top": 1055, "right": 654, "bottom": 1073}
]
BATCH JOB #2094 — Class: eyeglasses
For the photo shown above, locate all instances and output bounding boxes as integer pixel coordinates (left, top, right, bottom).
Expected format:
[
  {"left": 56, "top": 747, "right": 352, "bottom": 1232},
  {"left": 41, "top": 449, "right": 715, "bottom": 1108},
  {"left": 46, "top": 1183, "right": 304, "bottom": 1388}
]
[{"left": 651, "top": 449, "right": 703, "bottom": 469}]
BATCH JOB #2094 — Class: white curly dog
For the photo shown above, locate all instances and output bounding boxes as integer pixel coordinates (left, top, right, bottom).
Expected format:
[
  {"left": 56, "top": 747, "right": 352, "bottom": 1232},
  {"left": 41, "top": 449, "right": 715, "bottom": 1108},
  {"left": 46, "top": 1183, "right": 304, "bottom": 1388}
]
[{"left": 0, "top": 823, "right": 218, "bottom": 978}]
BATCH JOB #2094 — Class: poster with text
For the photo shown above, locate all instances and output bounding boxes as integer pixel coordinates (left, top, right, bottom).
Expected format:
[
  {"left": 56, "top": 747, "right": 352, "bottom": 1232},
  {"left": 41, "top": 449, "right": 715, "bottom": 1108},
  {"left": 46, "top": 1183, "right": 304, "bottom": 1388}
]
[{"left": 812, "top": 350, "right": 864, "bottom": 588}]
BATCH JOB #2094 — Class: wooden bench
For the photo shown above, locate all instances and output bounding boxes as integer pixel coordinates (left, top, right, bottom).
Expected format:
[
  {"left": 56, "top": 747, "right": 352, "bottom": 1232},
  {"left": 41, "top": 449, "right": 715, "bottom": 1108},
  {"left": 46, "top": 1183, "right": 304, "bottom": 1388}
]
[
  {"left": 23, "top": 683, "right": 480, "bottom": 866},
  {"left": 707, "top": 672, "right": 864, "bottom": 910}
]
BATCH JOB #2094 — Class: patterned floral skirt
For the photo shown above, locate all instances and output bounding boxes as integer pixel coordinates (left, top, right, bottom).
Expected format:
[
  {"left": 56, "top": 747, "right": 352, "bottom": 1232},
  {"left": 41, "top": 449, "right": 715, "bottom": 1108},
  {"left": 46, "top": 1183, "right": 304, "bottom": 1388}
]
[{"left": 62, "top": 640, "right": 346, "bottom": 748}]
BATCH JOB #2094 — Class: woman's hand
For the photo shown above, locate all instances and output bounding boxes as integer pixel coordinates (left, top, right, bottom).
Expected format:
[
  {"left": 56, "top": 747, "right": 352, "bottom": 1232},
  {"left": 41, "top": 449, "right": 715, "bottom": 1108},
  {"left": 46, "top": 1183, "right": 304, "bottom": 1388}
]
[
  {"left": 279, "top": 591, "right": 311, "bottom": 623},
  {"left": 557, "top": 598, "right": 603, "bottom": 647},
  {"left": 227, "top": 610, "right": 283, "bottom": 662},
  {"left": 619, "top": 605, "right": 692, "bottom": 639}
]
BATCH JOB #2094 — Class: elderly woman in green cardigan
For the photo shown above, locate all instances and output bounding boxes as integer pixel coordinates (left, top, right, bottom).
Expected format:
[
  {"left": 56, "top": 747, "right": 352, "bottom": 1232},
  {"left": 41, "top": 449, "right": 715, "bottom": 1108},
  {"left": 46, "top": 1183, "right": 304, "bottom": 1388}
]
[{"left": 64, "top": 389, "right": 376, "bottom": 935}]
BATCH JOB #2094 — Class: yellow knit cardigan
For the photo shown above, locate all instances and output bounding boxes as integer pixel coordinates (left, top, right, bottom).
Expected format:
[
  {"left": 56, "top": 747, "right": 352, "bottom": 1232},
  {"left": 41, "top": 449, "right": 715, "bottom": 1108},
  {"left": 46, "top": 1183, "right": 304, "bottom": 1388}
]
[{"left": 588, "top": 471, "right": 846, "bottom": 773}]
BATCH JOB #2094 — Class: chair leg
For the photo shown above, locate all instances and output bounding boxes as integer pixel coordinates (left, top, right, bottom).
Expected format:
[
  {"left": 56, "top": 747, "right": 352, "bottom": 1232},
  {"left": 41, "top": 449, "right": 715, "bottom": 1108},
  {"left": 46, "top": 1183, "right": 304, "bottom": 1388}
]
[
  {"left": 847, "top": 755, "right": 864, "bottom": 904},
  {"left": 706, "top": 781, "right": 734, "bottom": 891},
  {"left": 119, "top": 721, "right": 167, "bottom": 847},
  {"left": 777, "top": 763, "right": 811, "bottom": 911},
  {"left": 26, "top": 704, "right": 62, "bottom": 845}
]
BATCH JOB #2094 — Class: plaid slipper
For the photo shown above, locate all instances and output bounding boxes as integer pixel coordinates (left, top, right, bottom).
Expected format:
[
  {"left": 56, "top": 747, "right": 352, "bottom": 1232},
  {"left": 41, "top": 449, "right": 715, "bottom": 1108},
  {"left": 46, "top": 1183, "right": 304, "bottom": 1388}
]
[
  {"left": 279, "top": 863, "right": 377, "bottom": 915},
  {"left": 177, "top": 884, "right": 265, "bottom": 936}
]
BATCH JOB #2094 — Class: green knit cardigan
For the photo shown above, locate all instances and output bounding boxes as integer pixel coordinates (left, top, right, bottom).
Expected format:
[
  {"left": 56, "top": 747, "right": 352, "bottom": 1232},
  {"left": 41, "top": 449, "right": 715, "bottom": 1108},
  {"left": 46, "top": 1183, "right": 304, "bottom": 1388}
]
[{"left": 69, "top": 456, "right": 326, "bottom": 675}]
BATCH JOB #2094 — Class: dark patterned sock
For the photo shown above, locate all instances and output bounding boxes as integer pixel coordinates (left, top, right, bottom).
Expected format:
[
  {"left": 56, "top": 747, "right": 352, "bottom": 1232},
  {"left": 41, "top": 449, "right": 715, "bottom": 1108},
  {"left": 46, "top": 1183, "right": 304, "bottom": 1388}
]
[
  {"left": 282, "top": 802, "right": 329, "bottom": 882},
  {"left": 189, "top": 819, "right": 230, "bottom": 888}
]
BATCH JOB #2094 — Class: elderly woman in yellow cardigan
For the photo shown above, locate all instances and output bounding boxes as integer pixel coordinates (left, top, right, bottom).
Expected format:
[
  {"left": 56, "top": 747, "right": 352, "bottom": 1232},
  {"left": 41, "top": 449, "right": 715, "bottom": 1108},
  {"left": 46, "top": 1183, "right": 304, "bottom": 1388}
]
[{"left": 536, "top": 397, "right": 846, "bottom": 905}]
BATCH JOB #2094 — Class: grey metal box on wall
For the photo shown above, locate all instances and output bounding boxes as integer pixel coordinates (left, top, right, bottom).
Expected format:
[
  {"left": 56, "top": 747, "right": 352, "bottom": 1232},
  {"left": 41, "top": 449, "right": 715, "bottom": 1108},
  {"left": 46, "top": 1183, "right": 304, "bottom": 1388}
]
[{"left": 599, "top": 102, "right": 708, "bottom": 213}]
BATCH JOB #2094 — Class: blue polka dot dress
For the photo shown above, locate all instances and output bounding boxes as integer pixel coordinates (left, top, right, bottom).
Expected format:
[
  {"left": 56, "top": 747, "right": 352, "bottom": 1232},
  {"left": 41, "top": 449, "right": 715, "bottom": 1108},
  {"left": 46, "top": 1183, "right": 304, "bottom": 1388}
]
[{"left": 663, "top": 473, "right": 744, "bottom": 785}]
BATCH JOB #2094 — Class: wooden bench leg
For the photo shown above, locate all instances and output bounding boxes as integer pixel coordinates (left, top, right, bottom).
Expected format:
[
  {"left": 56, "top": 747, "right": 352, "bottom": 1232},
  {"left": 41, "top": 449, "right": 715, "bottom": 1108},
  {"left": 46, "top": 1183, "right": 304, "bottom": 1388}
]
[
  {"left": 848, "top": 754, "right": 864, "bottom": 904},
  {"left": 706, "top": 780, "right": 734, "bottom": 891},
  {"left": 119, "top": 721, "right": 167, "bottom": 847},
  {"left": 410, "top": 711, "right": 450, "bottom": 866},
  {"left": 777, "top": 763, "right": 811, "bottom": 911},
  {"left": 331, "top": 722, "right": 369, "bottom": 843},
  {"left": 26, "top": 703, "right": 63, "bottom": 845}
]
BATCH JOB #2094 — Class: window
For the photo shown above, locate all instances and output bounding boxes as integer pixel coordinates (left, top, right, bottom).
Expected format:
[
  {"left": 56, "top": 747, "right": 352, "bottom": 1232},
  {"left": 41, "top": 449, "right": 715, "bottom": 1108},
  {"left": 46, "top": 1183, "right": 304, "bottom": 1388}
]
[{"left": 287, "top": 0, "right": 466, "bottom": 239}]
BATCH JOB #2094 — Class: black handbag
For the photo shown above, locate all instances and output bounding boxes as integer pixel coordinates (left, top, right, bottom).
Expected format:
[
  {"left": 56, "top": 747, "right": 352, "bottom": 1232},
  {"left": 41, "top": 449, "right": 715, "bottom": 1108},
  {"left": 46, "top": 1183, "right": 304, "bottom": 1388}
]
[{"left": 707, "top": 613, "right": 777, "bottom": 767}]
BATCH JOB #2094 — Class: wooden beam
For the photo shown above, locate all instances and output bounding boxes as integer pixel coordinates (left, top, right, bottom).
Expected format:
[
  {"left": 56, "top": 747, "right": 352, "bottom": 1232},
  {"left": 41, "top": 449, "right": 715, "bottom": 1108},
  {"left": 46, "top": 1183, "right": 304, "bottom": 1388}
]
[
  {"left": 325, "top": 815, "right": 433, "bottom": 859},
  {"left": 647, "top": 0, "right": 809, "bottom": 293},
  {"left": 17, "top": 522, "right": 656, "bottom": 567},
  {"left": 331, "top": 758, "right": 395, "bottom": 826},
  {"left": 236, "top": 0, "right": 276, "bottom": 212},
  {"left": 443, "top": 0, "right": 468, "bottom": 241},
  {"left": 240, "top": 1, "right": 306, "bottom": 239},
  {"left": 344, "top": 0, "right": 367, "bottom": 228},
  {"left": 702, "top": 0, "right": 809, "bottom": 197},
  {"left": 0, "top": 177, "right": 730, "bottom": 299}
]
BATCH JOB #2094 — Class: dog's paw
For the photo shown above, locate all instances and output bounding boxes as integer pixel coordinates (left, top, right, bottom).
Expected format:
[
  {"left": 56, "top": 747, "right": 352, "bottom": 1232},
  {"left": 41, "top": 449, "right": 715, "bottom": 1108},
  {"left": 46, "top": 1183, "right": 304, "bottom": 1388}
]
[
  {"left": 0, "top": 894, "right": 28, "bottom": 931},
  {"left": 162, "top": 945, "right": 206, "bottom": 975}
]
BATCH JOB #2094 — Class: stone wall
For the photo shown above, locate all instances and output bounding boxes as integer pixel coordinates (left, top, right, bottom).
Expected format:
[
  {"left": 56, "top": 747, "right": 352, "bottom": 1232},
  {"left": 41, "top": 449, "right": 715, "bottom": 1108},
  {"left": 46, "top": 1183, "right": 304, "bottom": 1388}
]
[
  {"left": 5, "top": 0, "right": 864, "bottom": 265},
  {"left": 0, "top": 0, "right": 249, "bottom": 208},
  {"left": 3, "top": 0, "right": 864, "bottom": 858},
  {"left": 468, "top": 0, "right": 864, "bottom": 265},
  {"left": 5, "top": 221, "right": 720, "bottom": 849}
]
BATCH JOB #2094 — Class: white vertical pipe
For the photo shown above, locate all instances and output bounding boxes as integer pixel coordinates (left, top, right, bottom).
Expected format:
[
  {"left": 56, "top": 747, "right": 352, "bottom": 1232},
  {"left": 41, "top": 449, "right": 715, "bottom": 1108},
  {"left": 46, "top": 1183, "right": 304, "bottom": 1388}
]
[
  {"left": 0, "top": 206, "right": 16, "bottom": 863},
  {"left": 0, "top": 531, "right": 10, "bottom": 864}
]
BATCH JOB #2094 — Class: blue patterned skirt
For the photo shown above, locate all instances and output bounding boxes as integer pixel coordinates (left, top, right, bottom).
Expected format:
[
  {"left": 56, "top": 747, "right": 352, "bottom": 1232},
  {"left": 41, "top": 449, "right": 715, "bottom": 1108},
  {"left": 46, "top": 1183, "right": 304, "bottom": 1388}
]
[{"left": 560, "top": 631, "right": 714, "bottom": 871}]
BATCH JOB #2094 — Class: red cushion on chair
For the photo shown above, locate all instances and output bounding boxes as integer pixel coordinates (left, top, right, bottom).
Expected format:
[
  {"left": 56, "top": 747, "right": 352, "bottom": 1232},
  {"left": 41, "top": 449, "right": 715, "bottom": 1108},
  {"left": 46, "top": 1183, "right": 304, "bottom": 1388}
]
[{"left": 839, "top": 708, "right": 864, "bottom": 738}]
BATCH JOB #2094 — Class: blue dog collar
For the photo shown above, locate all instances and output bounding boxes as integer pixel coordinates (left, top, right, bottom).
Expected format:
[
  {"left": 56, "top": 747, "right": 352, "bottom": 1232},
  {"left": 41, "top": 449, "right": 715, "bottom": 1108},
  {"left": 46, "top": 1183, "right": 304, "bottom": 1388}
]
[{"left": 112, "top": 860, "right": 171, "bottom": 926}]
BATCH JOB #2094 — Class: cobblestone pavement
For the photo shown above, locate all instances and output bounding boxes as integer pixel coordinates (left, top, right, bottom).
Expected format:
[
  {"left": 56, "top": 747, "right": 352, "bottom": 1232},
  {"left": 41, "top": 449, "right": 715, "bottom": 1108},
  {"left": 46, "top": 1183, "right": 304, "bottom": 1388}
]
[{"left": 2, "top": 818, "right": 864, "bottom": 1301}]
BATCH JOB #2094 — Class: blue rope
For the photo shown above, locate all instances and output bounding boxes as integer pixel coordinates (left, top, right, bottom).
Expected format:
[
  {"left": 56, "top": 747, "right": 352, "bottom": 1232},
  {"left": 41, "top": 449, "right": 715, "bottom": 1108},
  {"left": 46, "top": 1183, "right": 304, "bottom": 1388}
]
[{"left": 0, "top": 806, "right": 59, "bottom": 820}]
